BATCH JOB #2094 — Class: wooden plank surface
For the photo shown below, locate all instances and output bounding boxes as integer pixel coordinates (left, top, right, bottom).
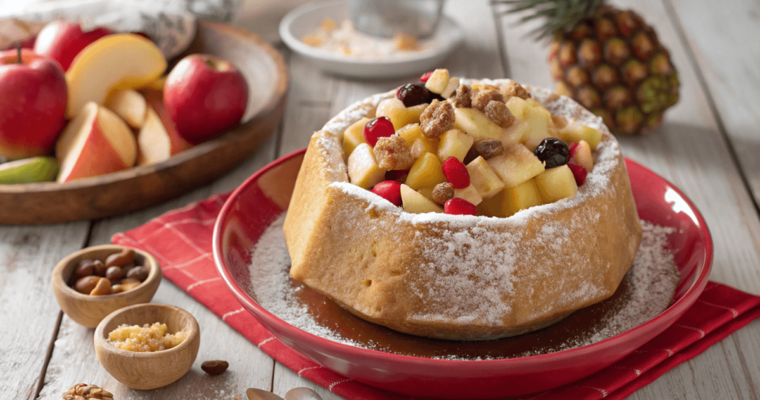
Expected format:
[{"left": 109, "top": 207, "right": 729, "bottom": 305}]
[
  {"left": 0, "top": 222, "right": 89, "bottom": 400},
  {"left": 496, "top": 0, "right": 760, "bottom": 399}
]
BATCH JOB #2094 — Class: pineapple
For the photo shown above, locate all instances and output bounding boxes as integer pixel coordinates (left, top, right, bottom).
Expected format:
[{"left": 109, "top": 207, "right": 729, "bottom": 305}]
[{"left": 504, "top": 0, "right": 679, "bottom": 135}]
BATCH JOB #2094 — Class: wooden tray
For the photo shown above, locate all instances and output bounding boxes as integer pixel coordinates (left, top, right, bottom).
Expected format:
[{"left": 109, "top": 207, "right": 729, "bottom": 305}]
[{"left": 0, "top": 19, "right": 288, "bottom": 225}]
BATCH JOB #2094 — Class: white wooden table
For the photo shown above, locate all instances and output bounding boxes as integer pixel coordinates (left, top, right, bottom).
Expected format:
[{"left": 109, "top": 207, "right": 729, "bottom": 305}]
[{"left": 3, "top": 1, "right": 759, "bottom": 399}]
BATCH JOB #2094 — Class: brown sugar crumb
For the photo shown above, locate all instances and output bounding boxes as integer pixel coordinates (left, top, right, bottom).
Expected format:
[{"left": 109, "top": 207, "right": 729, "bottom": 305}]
[
  {"left": 393, "top": 32, "right": 419, "bottom": 51},
  {"left": 432, "top": 182, "right": 455, "bottom": 205},
  {"left": 484, "top": 101, "right": 515, "bottom": 128},
  {"left": 473, "top": 139, "right": 505, "bottom": 159},
  {"left": 449, "top": 84, "right": 472, "bottom": 108},
  {"left": 420, "top": 100, "right": 454, "bottom": 138},
  {"left": 108, "top": 322, "right": 186, "bottom": 352},
  {"left": 373, "top": 135, "right": 415, "bottom": 170},
  {"left": 472, "top": 89, "right": 505, "bottom": 111},
  {"left": 502, "top": 81, "right": 531, "bottom": 99}
]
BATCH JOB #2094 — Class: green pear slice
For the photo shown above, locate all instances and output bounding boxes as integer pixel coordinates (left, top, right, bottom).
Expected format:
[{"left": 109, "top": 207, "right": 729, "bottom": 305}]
[{"left": 0, "top": 157, "right": 59, "bottom": 184}]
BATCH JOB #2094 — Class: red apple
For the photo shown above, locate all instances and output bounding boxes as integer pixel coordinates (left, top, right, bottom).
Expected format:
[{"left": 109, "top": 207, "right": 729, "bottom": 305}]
[
  {"left": 34, "top": 21, "right": 112, "bottom": 71},
  {"left": 0, "top": 49, "right": 67, "bottom": 160},
  {"left": 164, "top": 54, "right": 248, "bottom": 144}
]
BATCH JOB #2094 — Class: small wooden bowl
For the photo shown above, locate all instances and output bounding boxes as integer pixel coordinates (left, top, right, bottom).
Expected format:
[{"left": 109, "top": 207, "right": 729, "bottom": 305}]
[
  {"left": 51, "top": 245, "right": 162, "bottom": 328},
  {"left": 94, "top": 304, "right": 200, "bottom": 390}
]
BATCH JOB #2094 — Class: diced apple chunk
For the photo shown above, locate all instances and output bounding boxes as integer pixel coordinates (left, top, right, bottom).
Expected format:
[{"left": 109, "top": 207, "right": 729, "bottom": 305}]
[
  {"left": 466, "top": 156, "right": 505, "bottom": 199},
  {"left": 343, "top": 117, "right": 369, "bottom": 158},
  {"left": 487, "top": 144, "right": 545, "bottom": 188},
  {"left": 571, "top": 139, "right": 593, "bottom": 172},
  {"left": 559, "top": 120, "right": 602, "bottom": 150},
  {"left": 376, "top": 98, "right": 427, "bottom": 130},
  {"left": 411, "top": 138, "right": 438, "bottom": 159},
  {"left": 454, "top": 108, "right": 504, "bottom": 141},
  {"left": 478, "top": 179, "right": 543, "bottom": 217},
  {"left": 454, "top": 184, "right": 483, "bottom": 206},
  {"left": 405, "top": 152, "right": 446, "bottom": 190},
  {"left": 503, "top": 119, "right": 529, "bottom": 146},
  {"left": 441, "top": 77, "right": 460, "bottom": 99},
  {"left": 401, "top": 184, "right": 443, "bottom": 214},
  {"left": 425, "top": 69, "right": 449, "bottom": 94},
  {"left": 535, "top": 165, "right": 578, "bottom": 203},
  {"left": 507, "top": 97, "right": 551, "bottom": 151},
  {"left": 347, "top": 143, "right": 385, "bottom": 189},
  {"left": 437, "top": 129, "right": 473, "bottom": 163},
  {"left": 105, "top": 89, "right": 147, "bottom": 128}
]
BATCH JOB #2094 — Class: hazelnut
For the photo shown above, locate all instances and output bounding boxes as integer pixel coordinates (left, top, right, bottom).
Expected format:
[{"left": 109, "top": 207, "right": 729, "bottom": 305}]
[
  {"left": 106, "top": 248, "right": 136, "bottom": 268},
  {"left": 105, "top": 266, "right": 125, "bottom": 282},
  {"left": 89, "top": 278, "right": 112, "bottom": 296},
  {"left": 121, "top": 263, "right": 136, "bottom": 275},
  {"left": 126, "top": 266, "right": 149, "bottom": 282},
  {"left": 92, "top": 260, "right": 107, "bottom": 277},
  {"left": 74, "top": 276, "right": 101, "bottom": 294},
  {"left": 73, "top": 259, "right": 95, "bottom": 279}
]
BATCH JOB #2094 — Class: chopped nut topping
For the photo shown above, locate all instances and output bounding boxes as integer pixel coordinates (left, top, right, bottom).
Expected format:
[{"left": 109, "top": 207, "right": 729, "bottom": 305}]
[
  {"left": 473, "top": 139, "right": 505, "bottom": 159},
  {"left": 546, "top": 93, "right": 561, "bottom": 102},
  {"left": 419, "top": 100, "right": 454, "bottom": 138},
  {"left": 502, "top": 81, "right": 531, "bottom": 99},
  {"left": 373, "top": 135, "right": 415, "bottom": 170},
  {"left": 63, "top": 384, "right": 114, "bottom": 400},
  {"left": 484, "top": 101, "right": 515, "bottom": 128},
  {"left": 472, "top": 89, "right": 505, "bottom": 110},
  {"left": 432, "top": 182, "right": 455, "bottom": 205},
  {"left": 449, "top": 84, "right": 472, "bottom": 108}
]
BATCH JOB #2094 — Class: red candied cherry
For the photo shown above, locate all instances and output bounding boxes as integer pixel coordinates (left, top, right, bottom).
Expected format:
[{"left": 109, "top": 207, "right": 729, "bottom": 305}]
[
  {"left": 420, "top": 71, "right": 434, "bottom": 82},
  {"left": 444, "top": 198, "right": 477, "bottom": 216},
  {"left": 569, "top": 142, "right": 580, "bottom": 158},
  {"left": 568, "top": 163, "right": 587, "bottom": 186},
  {"left": 363, "top": 117, "right": 395, "bottom": 147},
  {"left": 386, "top": 169, "right": 409, "bottom": 182},
  {"left": 441, "top": 157, "right": 470, "bottom": 189},
  {"left": 371, "top": 180, "right": 403, "bottom": 206}
]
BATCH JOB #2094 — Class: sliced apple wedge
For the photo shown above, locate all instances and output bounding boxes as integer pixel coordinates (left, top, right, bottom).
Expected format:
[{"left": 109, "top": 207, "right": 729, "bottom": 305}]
[
  {"left": 137, "top": 90, "right": 193, "bottom": 166},
  {"left": 105, "top": 89, "right": 147, "bottom": 128},
  {"left": 66, "top": 34, "right": 167, "bottom": 118},
  {"left": 56, "top": 102, "right": 137, "bottom": 183}
]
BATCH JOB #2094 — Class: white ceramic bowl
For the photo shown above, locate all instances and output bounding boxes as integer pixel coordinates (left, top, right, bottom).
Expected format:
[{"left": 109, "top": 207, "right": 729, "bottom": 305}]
[{"left": 279, "top": 0, "right": 464, "bottom": 79}]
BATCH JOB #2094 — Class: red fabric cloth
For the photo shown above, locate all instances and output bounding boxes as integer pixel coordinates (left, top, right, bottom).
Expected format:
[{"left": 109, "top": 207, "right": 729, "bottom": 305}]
[{"left": 112, "top": 193, "right": 760, "bottom": 400}]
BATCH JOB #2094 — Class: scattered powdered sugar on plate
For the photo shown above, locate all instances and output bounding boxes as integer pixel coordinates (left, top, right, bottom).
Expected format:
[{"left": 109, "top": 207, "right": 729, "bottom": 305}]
[
  {"left": 247, "top": 213, "right": 364, "bottom": 348},
  {"left": 247, "top": 215, "right": 679, "bottom": 359}
]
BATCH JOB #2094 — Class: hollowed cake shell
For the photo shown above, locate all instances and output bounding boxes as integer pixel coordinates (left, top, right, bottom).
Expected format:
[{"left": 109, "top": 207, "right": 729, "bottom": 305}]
[{"left": 284, "top": 81, "right": 642, "bottom": 341}]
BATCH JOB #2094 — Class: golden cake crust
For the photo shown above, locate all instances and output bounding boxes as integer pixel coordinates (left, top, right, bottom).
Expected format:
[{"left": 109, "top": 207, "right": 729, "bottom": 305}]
[{"left": 284, "top": 81, "right": 642, "bottom": 341}]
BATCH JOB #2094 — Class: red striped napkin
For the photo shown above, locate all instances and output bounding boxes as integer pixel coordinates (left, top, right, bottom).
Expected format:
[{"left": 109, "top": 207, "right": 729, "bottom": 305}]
[{"left": 112, "top": 193, "right": 760, "bottom": 400}]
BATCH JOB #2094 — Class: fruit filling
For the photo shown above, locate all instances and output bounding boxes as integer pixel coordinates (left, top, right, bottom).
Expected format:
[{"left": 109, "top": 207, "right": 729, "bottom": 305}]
[{"left": 343, "top": 69, "right": 603, "bottom": 217}]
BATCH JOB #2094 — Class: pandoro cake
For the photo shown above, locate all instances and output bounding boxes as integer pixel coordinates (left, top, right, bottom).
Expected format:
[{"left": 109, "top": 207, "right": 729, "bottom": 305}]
[{"left": 284, "top": 71, "right": 642, "bottom": 341}]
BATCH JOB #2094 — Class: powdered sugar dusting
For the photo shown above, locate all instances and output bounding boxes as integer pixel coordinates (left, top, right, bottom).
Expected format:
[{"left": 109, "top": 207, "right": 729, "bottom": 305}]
[{"left": 247, "top": 216, "right": 679, "bottom": 359}]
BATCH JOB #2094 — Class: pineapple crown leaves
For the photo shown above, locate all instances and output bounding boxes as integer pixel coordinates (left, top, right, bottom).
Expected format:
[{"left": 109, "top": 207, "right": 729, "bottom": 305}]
[{"left": 498, "top": 0, "right": 606, "bottom": 40}]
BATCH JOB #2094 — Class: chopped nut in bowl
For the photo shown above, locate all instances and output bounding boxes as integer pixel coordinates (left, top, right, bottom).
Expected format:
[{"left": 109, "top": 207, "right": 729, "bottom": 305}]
[
  {"left": 51, "top": 245, "right": 162, "bottom": 328},
  {"left": 94, "top": 303, "right": 200, "bottom": 390}
]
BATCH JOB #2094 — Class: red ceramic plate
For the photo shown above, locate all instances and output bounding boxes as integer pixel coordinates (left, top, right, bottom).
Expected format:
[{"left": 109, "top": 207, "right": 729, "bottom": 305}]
[{"left": 213, "top": 149, "right": 713, "bottom": 399}]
